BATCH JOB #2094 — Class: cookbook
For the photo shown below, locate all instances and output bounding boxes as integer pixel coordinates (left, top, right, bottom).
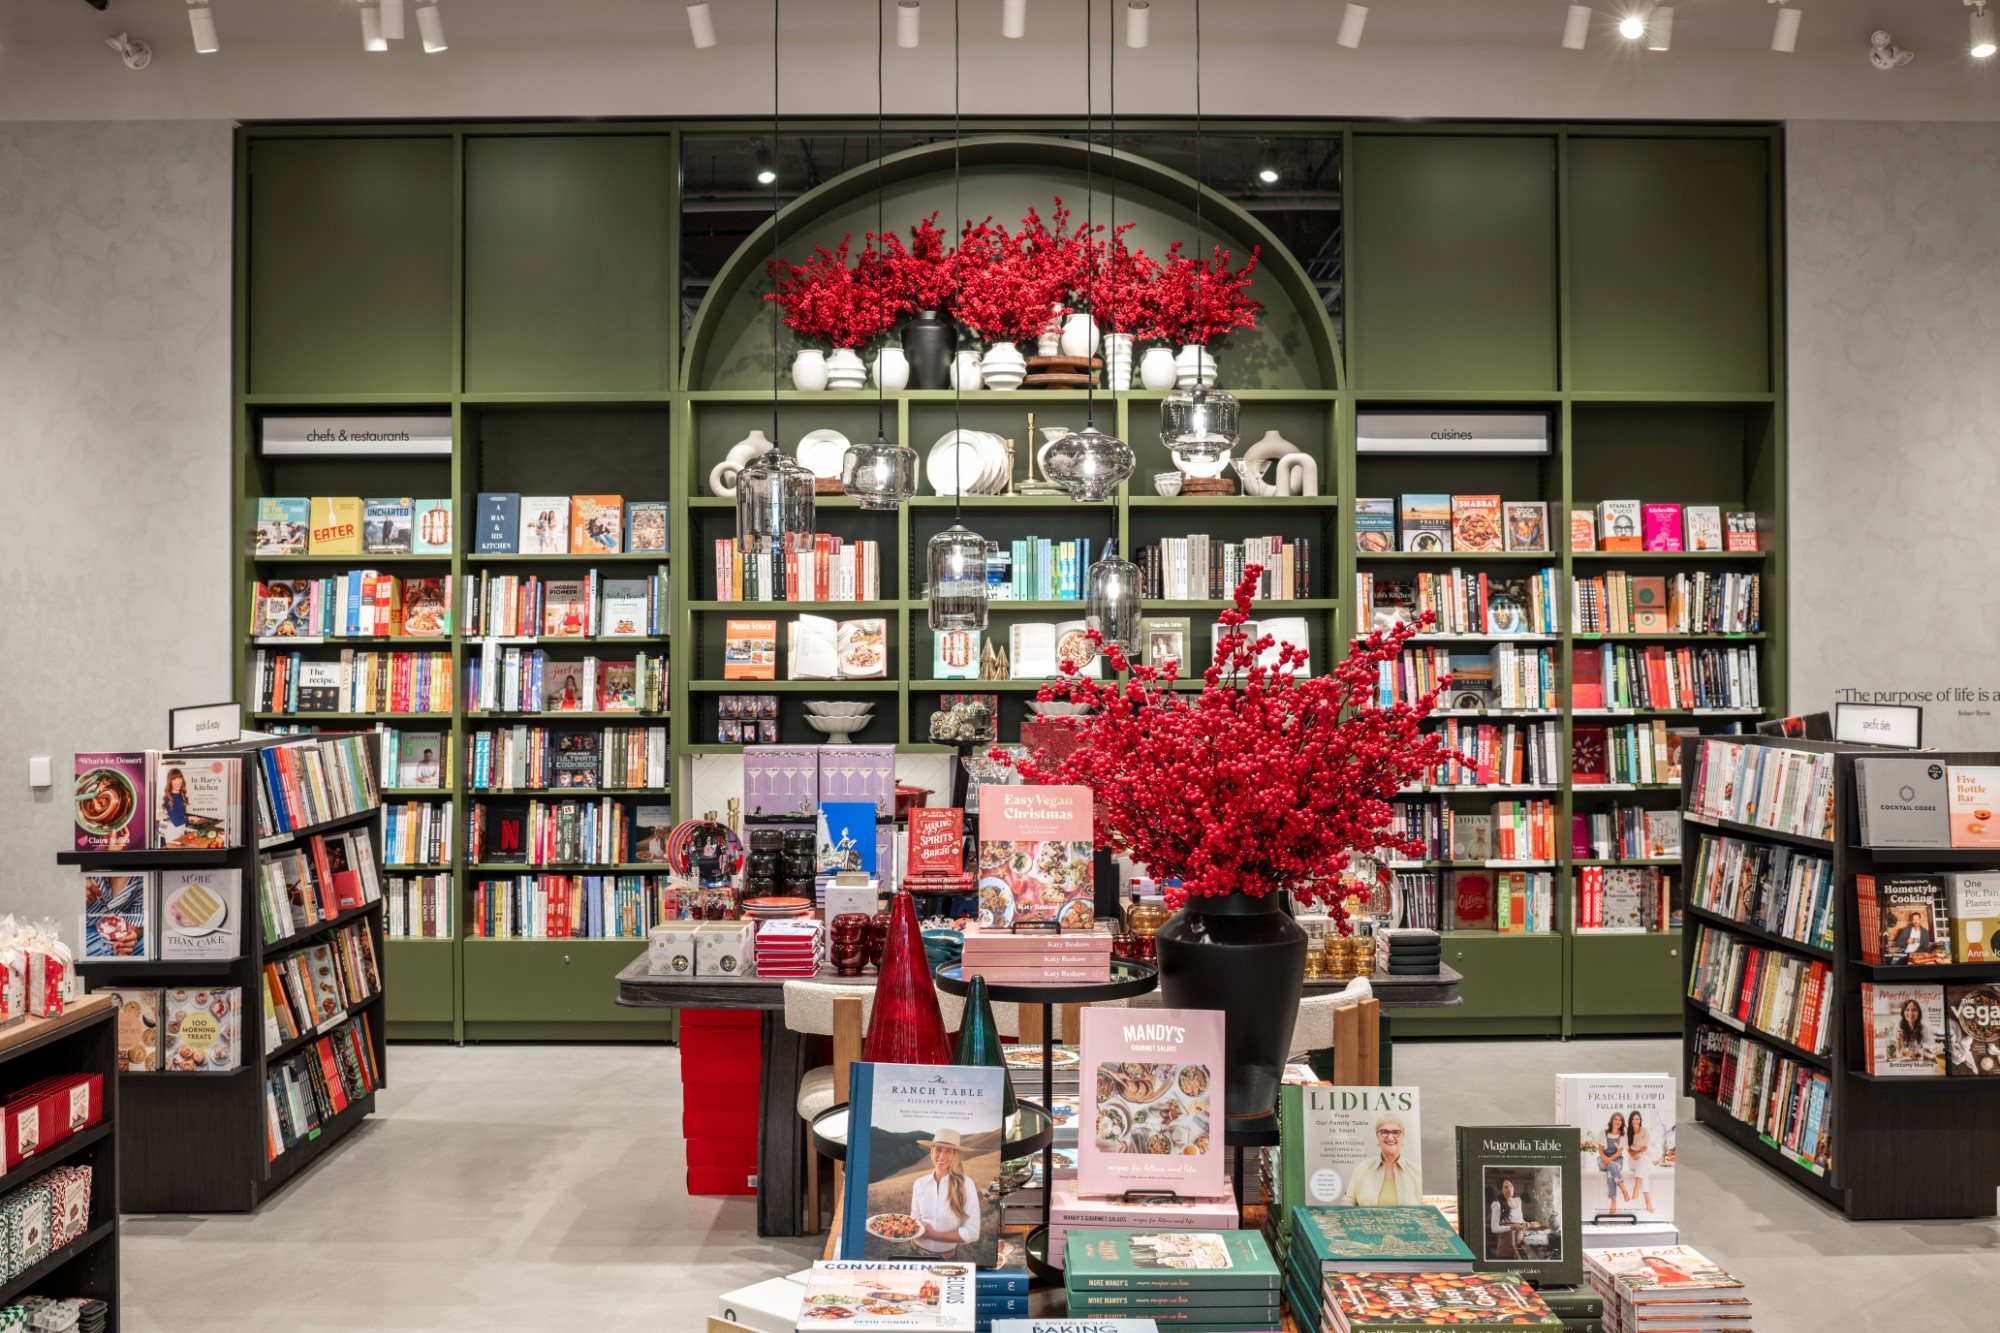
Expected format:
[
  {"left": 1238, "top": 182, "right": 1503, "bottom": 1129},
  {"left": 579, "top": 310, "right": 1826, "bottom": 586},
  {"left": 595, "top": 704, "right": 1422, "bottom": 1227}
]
[{"left": 1078, "top": 1007, "right": 1226, "bottom": 1198}]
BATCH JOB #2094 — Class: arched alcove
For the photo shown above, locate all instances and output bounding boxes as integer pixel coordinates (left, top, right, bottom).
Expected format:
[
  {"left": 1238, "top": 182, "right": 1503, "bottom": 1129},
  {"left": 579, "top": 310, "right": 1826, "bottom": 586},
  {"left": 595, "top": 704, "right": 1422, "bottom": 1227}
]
[{"left": 683, "top": 134, "right": 1343, "bottom": 392}]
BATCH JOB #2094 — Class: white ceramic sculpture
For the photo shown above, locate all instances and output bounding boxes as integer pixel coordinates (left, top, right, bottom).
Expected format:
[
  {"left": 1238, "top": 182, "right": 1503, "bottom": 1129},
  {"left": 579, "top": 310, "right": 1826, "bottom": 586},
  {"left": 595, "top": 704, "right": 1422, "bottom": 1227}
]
[{"left": 707, "top": 429, "right": 777, "bottom": 498}]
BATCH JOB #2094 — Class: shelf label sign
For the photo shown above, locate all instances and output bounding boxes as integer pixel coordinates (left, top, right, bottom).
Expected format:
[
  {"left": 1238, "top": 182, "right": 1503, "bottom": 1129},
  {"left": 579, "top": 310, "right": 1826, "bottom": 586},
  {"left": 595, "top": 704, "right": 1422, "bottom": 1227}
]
[
  {"left": 1357, "top": 411, "right": 1552, "bottom": 455},
  {"left": 169, "top": 702, "right": 242, "bottom": 749},
  {"left": 260, "top": 415, "right": 452, "bottom": 457}
]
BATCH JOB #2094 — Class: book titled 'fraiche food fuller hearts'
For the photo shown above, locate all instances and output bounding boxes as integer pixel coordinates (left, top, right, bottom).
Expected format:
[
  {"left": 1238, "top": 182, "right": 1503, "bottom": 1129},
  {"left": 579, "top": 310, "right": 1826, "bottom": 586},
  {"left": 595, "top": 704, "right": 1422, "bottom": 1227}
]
[{"left": 1078, "top": 1008, "right": 1225, "bottom": 1198}]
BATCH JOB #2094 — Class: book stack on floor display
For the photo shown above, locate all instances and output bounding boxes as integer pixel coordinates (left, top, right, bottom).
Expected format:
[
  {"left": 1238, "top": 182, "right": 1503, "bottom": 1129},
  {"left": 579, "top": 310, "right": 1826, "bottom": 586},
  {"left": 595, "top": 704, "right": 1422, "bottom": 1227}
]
[
  {"left": 0, "top": 994, "right": 119, "bottom": 1330},
  {"left": 1064, "top": 1230, "right": 1284, "bottom": 1332},
  {"left": 1680, "top": 735, "right": 2000, "bottom": 1219},
  {"left": 1583, "top": 1245, "right": 1751, "bottom": 1333},
  {"left": 63, "top": 733, "right": 387, "bottom": 1211}
]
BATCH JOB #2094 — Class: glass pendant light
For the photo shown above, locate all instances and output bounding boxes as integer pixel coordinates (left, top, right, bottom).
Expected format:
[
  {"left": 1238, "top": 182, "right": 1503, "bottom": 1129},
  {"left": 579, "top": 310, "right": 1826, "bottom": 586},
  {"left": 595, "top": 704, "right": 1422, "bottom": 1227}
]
[
  {"left": 839, "top": 4, "right": 919, "bottom": 512},
  {"left": 925, "top": 0, "right": 988, "bottom": 633},
  {"left": 1158, "top": 0, "right": 1240, "bottom": 482},
  {"left": 1084, "top": 538, "right": 1142, "bottom": 656},
  {"left": 1044, "top": 426, "right": 1136, "bottom": 502},
  {"left": 1160, "top": 381, "right": 1240, "bottom": 477},
  {"left": 1045, "top": 0, "right": 1134, "bottom": 505},
  {"left": 739, "top": 0, "right": 815, "bottom": 546},
  {"left": 927, "top": 522, "right": 989, "bottom": 631}
]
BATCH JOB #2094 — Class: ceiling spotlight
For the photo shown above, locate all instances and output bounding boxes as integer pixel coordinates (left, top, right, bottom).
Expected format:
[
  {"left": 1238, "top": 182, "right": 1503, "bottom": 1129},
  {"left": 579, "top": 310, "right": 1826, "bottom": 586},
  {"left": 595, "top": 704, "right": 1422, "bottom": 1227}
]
[
  {"left": 897, "top": 0, "right": 920, "bottom": 48},
  {"left": 1647, "top": 6, "right": 1672, "bottom": 50},
  {"left": 1126, "top": 1, "right": 1150, "bottom": 49},
  {"left": 382, "top": 0, "right": 405, "bottom": 41},
  {"left": 1771, "top": 1, "right": 1800, "bottom": 54},
  {"left": 754, "top": 146, "right": 777, "bottom": 186},
  {"left": 1870, "top": 30, "right": 1915, "bottom": 69},
  {"left": 360, "top": 2, "right": 387, "bottom": 52},
  {"left": 1562, "top": 4, "right": 1591, "bottom": 50},
  {"left": 104, "top": 32, "right": 152, "bottom": 69},
  {"left": 1003, "top": 0, "right": 1026, "bottom": 39},
  {"left": 1338, "top": 4, "right": 1368, "bottom": 48},
  {"left": 187, "top": 1, "right": 217, "bottom": 54},
  {"left": 1972, "top": 3, "right": 1997, "bottom": 59},
  {"left": 1618, "top": 12, "right": 1646, "bottom": 40},
  {"left": 1258, "top": 168, "right": 1280, "bottom": 184},
  {"left": 416, "top": 1, "right": 446, "bottom": 52},
  {"left": 687, "top": 2, "right": 718, "bottom": 48}
]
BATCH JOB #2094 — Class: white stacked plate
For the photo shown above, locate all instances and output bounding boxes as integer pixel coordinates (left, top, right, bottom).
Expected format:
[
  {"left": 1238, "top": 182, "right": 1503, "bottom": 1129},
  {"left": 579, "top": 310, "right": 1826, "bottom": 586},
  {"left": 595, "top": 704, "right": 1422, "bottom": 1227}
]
[
  {"left": 925, "top": 429, "right": 1010, "bottom": 496},
  {"left": 796, "top": 429, "right": 851, "bottom": 480}
]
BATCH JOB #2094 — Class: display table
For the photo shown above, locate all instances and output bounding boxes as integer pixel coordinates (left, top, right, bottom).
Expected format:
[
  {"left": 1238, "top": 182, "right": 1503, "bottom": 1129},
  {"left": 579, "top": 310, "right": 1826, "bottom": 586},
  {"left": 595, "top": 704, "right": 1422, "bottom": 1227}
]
[{"left": 616, "top": 957, "right": 1461, "bottom": 1237}]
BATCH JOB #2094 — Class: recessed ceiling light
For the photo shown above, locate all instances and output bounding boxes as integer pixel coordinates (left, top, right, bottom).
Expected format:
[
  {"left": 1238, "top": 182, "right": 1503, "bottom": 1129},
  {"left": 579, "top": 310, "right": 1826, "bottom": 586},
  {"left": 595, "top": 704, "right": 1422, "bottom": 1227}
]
[{"left": 1258, "top": 168, "right": 1279, "bottom": 184}]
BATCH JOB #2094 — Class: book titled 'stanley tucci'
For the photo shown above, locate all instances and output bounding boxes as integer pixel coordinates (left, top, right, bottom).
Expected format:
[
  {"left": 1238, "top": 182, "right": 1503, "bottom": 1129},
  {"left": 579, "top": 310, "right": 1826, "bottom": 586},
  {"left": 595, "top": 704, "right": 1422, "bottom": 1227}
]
[{"left": 1855, "top": 757, "right": 1951, "bottom": 848}]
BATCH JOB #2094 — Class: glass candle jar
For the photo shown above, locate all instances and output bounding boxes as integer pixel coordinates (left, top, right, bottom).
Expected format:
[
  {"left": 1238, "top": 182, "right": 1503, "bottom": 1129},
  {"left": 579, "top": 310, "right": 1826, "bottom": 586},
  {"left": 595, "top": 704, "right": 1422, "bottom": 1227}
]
[{"left": 830, "top": 913, "right": 872, "bottom": 977}]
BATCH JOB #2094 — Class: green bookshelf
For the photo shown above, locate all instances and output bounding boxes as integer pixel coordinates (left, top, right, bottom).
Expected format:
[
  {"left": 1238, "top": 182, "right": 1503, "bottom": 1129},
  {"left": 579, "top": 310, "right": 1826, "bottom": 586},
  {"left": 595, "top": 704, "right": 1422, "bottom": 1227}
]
[{"left": 233, "top": 120, "right": 1784, "bottom": 1040}]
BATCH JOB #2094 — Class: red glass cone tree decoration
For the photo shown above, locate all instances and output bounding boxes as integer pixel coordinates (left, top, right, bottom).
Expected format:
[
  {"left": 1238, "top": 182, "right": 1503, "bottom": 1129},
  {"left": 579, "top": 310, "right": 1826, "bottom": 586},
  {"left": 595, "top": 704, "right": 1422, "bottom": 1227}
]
[{"left": 862, "top": 890, "right": 953, "bottom": 1065}]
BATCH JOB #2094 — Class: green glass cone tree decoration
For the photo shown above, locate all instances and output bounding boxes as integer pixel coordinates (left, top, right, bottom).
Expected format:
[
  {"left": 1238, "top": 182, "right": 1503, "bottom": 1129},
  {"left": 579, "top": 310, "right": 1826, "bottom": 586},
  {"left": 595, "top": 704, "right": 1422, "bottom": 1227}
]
[{"left": 952, "top": 973, "right": 1019, "bottom": 1120}]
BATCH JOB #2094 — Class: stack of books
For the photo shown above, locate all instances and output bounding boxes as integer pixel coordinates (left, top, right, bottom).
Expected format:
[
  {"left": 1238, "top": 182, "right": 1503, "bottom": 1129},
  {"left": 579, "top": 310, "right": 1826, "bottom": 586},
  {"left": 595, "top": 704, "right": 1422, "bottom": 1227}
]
[
  {"left": 1001, "top": 1044, "right": 1080, "bottom": 1105},
  {"left": 998, "top": 1147, "right": 1077, "bottom": 1228},
  {"left": 977, "top": 1233, "right": 1031, "bottom": 1331},
  {"left": 1584, "top": 1245, "right": 1750, "bottom": 1333},
  {"left": 1048, "top": 1190, "right": 1238, "bottom": 1266},
  {"left": 960, "top": 927, "right": 1113, "bottom": 985},
  {"left": 1285, "top": 1205, "right": 1474, "bottom": 1331},
  {"left": 1375, "top": 928, "right": 1440, "bottom": 976},
  {"left": 1314, "top": 1272, "right": 1560, "bottom": 1333},
  {"left": 1063, "top": 1230, "right": 1283, "bottom": 1331},
  {"left": 752, "top": 919, "right": 823, "bottom": 978}
]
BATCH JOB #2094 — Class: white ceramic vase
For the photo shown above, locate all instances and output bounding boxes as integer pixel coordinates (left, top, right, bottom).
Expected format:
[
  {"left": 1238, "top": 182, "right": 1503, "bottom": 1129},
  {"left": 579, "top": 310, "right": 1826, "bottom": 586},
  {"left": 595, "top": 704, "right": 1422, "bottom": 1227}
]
[
  {"left": 871, "top": 346, "right": 910, "bottom": 391},
  {"left": 1102, "top": 332, "right": 1135, "bottom": 389},
  {"left": 1174, "top": 344, "right": 1219, "bottom": 390},
  {"left": 825, "top": 347, "right": 867, "bottom": 391},
  {"left": 949, "top": 349, "right": 984, "bottom": 390},
  {"left": 1276, "top": 453, "right": 1320, "bottom": 497},
  {"left": 1059, "top": 313, "right": 1101, "bottom": 359},
  {"left": 707, "top": 429, "right": 777, "bottom": 497},
  {"left": 981, "top": 341, "right": 1028, "bottom": 391},
  {"left": 1036, "top": 305, "right": 1064, "bottom": 356},
  {"left": 1138, "top": 346, "right": 1179, "bottom": 391},
  {"left": 791, "top": 348, "right": 830, "bottom": 392}
]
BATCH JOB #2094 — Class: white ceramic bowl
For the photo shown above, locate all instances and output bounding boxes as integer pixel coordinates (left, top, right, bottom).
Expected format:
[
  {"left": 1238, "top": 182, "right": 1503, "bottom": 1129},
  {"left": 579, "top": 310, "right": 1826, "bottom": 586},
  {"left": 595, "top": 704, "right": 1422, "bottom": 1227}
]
[
  {"left": 1026, "top": 701, "right": 1089, "bottom": 717},
  {"left": 806, "top": 716, "right": 869, "bottom": 743},
  {"left": 803, "top": 700, "right": 875, "bottom": 718}
]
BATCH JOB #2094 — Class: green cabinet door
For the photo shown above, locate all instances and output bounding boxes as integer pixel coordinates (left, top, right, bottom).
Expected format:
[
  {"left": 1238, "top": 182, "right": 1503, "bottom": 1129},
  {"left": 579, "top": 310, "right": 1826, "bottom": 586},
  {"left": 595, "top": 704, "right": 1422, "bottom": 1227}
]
[
  {"left": 1348, "top": 135, "right": 1559, "bottom": 391},
  {"left": 462, "top": 938, "right": 662, "bottom": 1025},
  {"left": 383, "top": 939, "right": 456, "bottom": 1026},
  {"left": 1567, "top": 137, "right": 1771, "bottom": 393},
  {"left": 463, "top": 135, "right": 674, "bottom": 394},
  {"left": 1571, "top": 933, "right": 1683, "bottom": 1019},
  {"left": 247, "top": 136, "right": 456, "bottom": 395}
]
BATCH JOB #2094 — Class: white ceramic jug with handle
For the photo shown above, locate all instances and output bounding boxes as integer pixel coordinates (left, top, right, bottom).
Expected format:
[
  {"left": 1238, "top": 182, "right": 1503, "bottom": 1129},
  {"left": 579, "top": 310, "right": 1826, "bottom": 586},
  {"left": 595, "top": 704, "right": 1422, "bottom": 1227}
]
[{"left": 708, "top": 430, "right": 776, "bottom": 497}]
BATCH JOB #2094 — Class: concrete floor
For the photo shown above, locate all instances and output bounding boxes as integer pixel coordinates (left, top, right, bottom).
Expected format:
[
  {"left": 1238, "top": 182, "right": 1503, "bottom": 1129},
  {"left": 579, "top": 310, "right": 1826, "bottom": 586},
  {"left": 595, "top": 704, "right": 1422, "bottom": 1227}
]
[{"left": 120, "top": 1037, "right": 1997, "bottom": 1331}]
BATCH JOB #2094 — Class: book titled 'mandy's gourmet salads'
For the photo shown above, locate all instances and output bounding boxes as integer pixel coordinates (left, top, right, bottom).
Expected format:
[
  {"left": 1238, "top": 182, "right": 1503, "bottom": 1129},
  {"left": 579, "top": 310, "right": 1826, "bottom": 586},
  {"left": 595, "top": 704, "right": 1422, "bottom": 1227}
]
[{"left": 1078, "top": 1007, "right": 1225, "bottom": 1198}]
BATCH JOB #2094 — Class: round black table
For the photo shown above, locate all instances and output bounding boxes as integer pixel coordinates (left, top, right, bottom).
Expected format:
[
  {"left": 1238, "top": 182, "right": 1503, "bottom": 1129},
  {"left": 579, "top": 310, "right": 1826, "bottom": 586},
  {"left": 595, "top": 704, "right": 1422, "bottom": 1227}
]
[{"left": 810, "top": 1098, "right": 1056, "bottom": 1164}]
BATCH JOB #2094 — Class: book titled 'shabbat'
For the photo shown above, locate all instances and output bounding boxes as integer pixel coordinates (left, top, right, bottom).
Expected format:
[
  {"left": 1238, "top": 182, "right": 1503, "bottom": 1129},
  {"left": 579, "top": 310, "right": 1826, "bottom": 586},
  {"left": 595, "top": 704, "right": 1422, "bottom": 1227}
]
[
  {"left": 1078, "top": 1008, "right": 1225, "bottom": 1198},
  {"left": 838, "top": 1063, "right": 1006, "bottom": 1268}
]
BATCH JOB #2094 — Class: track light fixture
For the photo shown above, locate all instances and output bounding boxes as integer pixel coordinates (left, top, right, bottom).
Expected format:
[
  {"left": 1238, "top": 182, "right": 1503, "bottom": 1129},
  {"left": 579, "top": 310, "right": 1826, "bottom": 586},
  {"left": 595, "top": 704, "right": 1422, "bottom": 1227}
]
[
  {"left": 1258, "top": 168, "right": 1279, "bottom": 184},
  {"left": 416, "top": 1, "right": 446, "bottom": 52},
  {"left": 1562, "top": 4, "right": 1591, "bottom": 51},
  {"left": 897, "top": 0, "right": 920, "bottom": 48},
  {"left": 187, "top": 1, "right": 217, "bottom": 54},
  {"left": 1126, "top": 1, "right": 1150, "bottom": 49},
  {"left": 1617, "top": 10, "right": 1645, "bottom": 40},
  {"left": 360, "top": 2, "right": 387, "bottom": 52},
  {"left": 1770, "top": 1, "right": 1800, "bottom": 54},
  {"left": 105, "top": 31, "right": 152, "bottom": 69},
  {"left": 1337, "top": 3, "right": 1368, "bottom": 49},
  {"left": 1003, "top": 0, "right": 1026, "bottom": 39},
  {"left": 1869, "top": 30, "right": 1914, "bottom": 69},
  {"left": 382, "top": 0, "right": 405, "bottom": 42},
  {"left": 688, "top": 2, "right": 718, "bottom": 48},
  {"left": 1647, "top": 5, "right": 1672, "bottom": 50},
  {"left": 753, "top": 146, "right": 777, "bottom": 185},
  {"left": 1972, "top": 2, "right": 1997, "bottom": 59}
]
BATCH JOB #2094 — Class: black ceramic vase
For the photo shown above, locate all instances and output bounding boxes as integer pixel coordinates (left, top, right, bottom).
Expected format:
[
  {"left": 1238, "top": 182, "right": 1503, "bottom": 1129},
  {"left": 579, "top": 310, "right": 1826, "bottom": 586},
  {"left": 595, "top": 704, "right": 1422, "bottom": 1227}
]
[
  {"left": 901, "top": 309, "right": 956, "bottom": 390},
  {"left": 1154, "top": 892, "right": 1307, "bottom": 1122}
]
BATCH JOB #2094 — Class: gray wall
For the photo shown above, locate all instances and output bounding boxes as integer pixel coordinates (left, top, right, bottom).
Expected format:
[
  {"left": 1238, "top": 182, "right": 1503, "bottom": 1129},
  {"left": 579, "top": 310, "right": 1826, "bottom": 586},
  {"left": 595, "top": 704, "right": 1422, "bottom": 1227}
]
[
  {"left": 0, "top": 121, "right": 235, "bottom": 926},
  {"left": 1786, "top": 121, "right": 2000, "bottom": 750}
]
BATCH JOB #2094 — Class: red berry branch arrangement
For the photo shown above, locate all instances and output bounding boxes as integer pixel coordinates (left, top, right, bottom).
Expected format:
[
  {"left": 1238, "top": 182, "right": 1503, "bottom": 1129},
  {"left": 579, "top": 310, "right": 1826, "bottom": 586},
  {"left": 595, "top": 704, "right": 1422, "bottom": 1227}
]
[
  {"left": 1144, "top": 241, "right": 1264, "bottom": 346},
  {"left": 1000, "top": 566, "right": 1453, "bottom": 931},
  {"left": 764, "top": 235, "right": 895, "bottom": 349}
]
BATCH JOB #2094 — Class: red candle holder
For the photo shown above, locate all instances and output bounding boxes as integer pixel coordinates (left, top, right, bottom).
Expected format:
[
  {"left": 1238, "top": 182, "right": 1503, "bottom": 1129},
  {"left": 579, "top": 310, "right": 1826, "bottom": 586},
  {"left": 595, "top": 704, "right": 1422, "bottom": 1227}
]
[
  {"left": 830, "top": 913, "right": 871, "bottom": 977},
  {"left": 866, "top": 909, "right": 893, "bottom": 971}
]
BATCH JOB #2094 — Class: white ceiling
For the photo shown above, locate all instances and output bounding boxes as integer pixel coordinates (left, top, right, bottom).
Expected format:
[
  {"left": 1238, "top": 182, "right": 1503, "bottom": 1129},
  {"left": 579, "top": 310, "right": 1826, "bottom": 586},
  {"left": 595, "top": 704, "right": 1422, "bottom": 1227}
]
[{"left": 0, "top": 0, "right": 1995, "bottom": 123}]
